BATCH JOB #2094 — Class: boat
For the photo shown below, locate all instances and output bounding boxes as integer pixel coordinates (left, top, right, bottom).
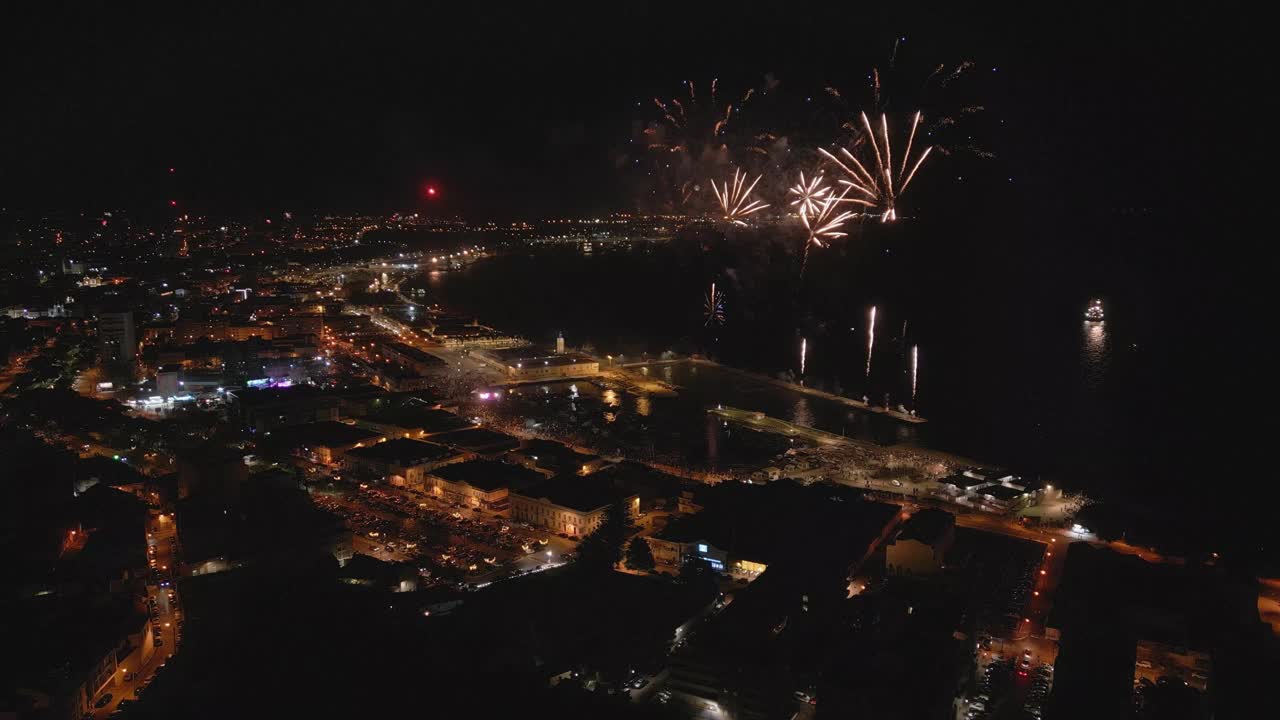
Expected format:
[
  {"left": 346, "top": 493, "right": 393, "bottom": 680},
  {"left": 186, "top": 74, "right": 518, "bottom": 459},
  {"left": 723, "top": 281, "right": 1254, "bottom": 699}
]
[{"left": 1085, "top": 299, "right": 1105, "bottom": 322}]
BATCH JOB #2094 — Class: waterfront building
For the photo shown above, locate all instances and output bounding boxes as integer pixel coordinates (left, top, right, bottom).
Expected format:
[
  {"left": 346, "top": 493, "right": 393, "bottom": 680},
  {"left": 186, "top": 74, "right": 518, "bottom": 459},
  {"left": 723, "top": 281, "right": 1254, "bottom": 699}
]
[{"left": 509, "top": 476, "right": 638, "bottom": 537}]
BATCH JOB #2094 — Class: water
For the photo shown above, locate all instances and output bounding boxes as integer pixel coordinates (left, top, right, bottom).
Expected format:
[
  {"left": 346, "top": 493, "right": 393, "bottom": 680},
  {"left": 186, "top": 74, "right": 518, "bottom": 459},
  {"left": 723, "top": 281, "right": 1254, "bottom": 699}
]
[{"left": 399, "top": 236, "right": 1233, "bottom": 525}]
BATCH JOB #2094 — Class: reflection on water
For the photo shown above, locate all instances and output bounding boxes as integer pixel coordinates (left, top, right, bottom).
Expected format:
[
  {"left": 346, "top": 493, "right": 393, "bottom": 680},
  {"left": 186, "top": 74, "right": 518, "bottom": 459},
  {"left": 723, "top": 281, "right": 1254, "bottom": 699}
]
[
  {"left": 480, "top": 362, "right": 914, "bottom": 472},
  {"left": 791, "top": 397, "right": 815, "bottom": 429},
  {"left": 1082, "top": 321, "right": 1110, "bottom": 388}
]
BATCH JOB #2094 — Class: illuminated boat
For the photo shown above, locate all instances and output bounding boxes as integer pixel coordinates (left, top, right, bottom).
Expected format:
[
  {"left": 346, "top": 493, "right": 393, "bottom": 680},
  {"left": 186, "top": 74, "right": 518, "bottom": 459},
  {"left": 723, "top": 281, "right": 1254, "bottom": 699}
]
[{"left": 1084, "top": 299, "right": 1105, "bottom": 322}]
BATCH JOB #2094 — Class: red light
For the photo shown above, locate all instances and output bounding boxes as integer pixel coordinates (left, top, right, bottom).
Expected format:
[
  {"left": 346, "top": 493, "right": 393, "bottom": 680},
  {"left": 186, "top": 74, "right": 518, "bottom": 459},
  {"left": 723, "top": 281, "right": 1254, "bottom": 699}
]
[
  {"left": 168, "top": 167, "right": 175, "bottom": 173},
  {"left": 169, "top": 200, "right": 177, "bottom": 207},
  {"left": 426, "top": 186, "right": 438, "bottom": 198},
  {"left": 101, "top": 219, "right": 108, "bottom": 227}
]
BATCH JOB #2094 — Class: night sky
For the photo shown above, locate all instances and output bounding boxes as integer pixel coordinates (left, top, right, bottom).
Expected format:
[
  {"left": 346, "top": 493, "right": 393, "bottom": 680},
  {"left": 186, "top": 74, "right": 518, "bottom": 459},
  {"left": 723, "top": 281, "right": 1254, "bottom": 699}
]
[{"left": 2, "top": 6, "right": 1257, "bottom": 221}]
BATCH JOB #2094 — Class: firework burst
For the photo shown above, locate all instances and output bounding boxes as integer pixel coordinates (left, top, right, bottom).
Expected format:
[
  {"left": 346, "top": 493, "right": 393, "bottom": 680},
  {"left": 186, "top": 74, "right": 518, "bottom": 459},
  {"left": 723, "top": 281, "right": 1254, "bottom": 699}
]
[
  {"left": 703, "top": 282, "right": 726, "bottom": 326},
  {"left": 819, "top": 111, "right": 932, "bottom": 222},
  {"left": 710, "top": 168, "right": 769, "bottom": 226},
  {"left": 797, "top": 184, "right": 856, "bottom": 276},
  {"left": 788, "top": 171, "right": 831, "bottom": 216}
]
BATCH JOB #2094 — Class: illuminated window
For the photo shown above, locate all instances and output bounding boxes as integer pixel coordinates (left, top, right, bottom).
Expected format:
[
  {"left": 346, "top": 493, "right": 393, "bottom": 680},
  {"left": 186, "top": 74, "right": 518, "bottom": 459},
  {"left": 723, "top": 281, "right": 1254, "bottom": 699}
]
[{"left": 698, "top": 543, "right": 708, "bottom": 553}]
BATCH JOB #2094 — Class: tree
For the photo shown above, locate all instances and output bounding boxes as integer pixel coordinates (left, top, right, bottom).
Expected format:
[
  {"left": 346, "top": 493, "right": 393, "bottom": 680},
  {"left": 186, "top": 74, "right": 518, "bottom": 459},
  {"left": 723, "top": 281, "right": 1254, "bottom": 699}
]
[
  {"left": 576, "top": 499, "right": 631, "bottom": 572},
  {"left": 625, "top": 537, "right": 655, "bottom": 572}
]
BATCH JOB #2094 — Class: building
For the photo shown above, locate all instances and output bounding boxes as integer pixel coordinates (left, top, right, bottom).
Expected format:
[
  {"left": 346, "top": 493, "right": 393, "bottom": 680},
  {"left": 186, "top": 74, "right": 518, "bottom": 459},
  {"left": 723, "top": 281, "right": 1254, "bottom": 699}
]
[
  {"left": 648, "top": 481, "right": 898, "bottom": 580},
  {"left": 885, "top": 508, "right": 955, "bottom": 577},
  {"left": 343, "top": 438, "right": 465, "bottom": 491},
  {"left": 275, "top": 421, "right": 385, "bottom": 464},
  {"left": 277, "top": 313, "right": 324, "bottom": 338},
  {"left": 506, "top": 438, "right": 609, "bottom": 477},
  {"left": 381, "top": 341, "right": 447, "bottom": 375},
  {"left": 510, "top": 476, "right": 638, "bottom": 537},
  {"left": 361, "top": 404, "right": 474, "bottom": 439},
  {"left": 491, "top": 348, "right": 596, "bottom": 381},
  {"left": 228, "top": 386, "right": 340, "bottom": 432},
  {"left": 975, "top": 483, "right": 1029, "bottom": 513},
  {"left": 337, "top": 554, "right": 419, "bottom": 593},
  {"left": 177, "top": 447, "right": 248, "bottom": 501},
  {"left": 431, "top": 427, "right": 522, "bottom": 456},
  {"left": 431, "top": 323, "right": 524, "bottom": 350},
  {"left": 98, "top": 311, "right": 137, "bottom": 362},
  {"left": 937, "top": 471, "right": 1034, "bottom": 514},
  {"left": 424, "top": 459, "right": 545, "bottom": 510}
]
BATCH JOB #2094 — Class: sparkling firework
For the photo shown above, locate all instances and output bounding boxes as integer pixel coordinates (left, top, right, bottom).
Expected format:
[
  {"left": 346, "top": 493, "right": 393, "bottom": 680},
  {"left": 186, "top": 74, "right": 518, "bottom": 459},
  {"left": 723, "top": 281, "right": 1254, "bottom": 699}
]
[
  {"left": 800, "top": 337, "right": 807, "bottom": 376},
  {"left": 798, "top": 185, "right": 856, "bottom": 276},
  {"left": 788, "top": 171, "right": 831, "bottom": 216},
  {"left": 800, "top": 186, "right": 857, "bottom": 249},
  {"left": 710, "top": 168, "right": 769, "bottom": 226},
  {"left": 865, "top": 305, "right": 877, "bottom": 377},
  {"left": 819, "top": 112, "right": 932, "bottom": 222},
  {"left": 703, "top": 282, "right": 726, "bottom": 326},
  {"left": 911, "top": 344, "right": 919, "bottom": 403}
]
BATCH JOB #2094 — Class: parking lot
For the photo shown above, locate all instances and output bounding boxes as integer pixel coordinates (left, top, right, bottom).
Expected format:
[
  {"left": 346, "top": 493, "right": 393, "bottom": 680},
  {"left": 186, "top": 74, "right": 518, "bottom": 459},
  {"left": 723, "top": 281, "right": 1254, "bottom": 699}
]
[
  {"left": 961, "top": 651, "right": 1054, "bottom": 720},
  {"left": 312, "top": 481, "right": 577, "bottom": 586}
]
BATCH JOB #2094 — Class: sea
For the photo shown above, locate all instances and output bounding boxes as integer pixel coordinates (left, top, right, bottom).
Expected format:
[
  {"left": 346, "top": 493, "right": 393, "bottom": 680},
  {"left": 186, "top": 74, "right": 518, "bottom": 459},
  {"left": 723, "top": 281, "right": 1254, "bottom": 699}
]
[{"left": 397, "top": 225, "right": 1255, "bottom": 553}]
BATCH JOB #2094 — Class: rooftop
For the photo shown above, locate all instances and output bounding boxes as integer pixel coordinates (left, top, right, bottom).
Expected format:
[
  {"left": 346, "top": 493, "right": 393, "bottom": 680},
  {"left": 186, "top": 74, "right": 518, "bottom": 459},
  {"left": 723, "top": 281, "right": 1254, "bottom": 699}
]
[
  {"left": 508, "top": 439, "right": 599, "bottom": 471},
  {"left": 385, "top": 342, "right": 447, "bottom": 367},
  {"left": 515, "top": 475, "right": 634, "bottom": 513},
  {"left": 431, "top": 459, "right": 545, "bottom": 493},
  {"left": 485, "top": 347, "right": 597, "bottom": 368},
  {"left": 432, "top": 427, "right": 521, "bottom": 453},
  {"left": 941, "top": 473, "right": 991, "bottom": 489},
  {"left": 368, "top": 406, "right": 473, "bottom": 435},
  {"left": 655, "top": 481, "right": 899, "bottom": 568},
  {"left": 229, "top": 385, "right": 334, "bottom": 407},
  {"left": 276, "top": 421, "right": 382, "bottom": 448},
  {"left": 345, "top": 438, "right": 456, "bottom": 466},
  {"left": 896, "top": 508, "right": 955, "bottom": 545},
  {"left": 981, "top": 484, "right": 1027, "bottom": 501}
]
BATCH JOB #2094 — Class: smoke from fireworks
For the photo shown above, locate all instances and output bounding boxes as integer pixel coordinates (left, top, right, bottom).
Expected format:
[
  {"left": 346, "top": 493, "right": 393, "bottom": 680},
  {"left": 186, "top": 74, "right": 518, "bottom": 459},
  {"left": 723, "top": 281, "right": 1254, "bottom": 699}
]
[
  {"left": 703, "top": 282, "right": 726, "bottom": 326},
  {"left": 819, "top": 111, "right": 932, "bottom": 222},
  {"left": 865, "top": 305, "right": 877, "bottom": 377},
  {"left": 711, "top": 168, "right": 769, "bottom": 226}
]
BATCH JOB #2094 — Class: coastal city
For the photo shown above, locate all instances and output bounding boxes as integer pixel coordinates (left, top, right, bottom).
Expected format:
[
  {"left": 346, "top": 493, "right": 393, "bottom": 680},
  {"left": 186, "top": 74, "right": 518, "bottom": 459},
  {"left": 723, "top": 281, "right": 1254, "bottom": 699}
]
[{"left": 2, "top": 7, "right": 1270, "bottom": 720}]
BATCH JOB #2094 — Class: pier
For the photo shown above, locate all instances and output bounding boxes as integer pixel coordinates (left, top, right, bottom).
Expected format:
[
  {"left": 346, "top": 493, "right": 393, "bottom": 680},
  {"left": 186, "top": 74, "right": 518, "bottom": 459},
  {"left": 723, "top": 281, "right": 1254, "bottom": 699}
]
[{"left": 615, "top": 356, "right": 927, "bottom": 424}]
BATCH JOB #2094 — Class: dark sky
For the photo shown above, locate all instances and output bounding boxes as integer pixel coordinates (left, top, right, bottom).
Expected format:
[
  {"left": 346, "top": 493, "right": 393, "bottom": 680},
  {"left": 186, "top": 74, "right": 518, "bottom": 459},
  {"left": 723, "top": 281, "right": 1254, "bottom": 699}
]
[{"left": 0, "top": 5, "right": 1258, "bottom": 220}]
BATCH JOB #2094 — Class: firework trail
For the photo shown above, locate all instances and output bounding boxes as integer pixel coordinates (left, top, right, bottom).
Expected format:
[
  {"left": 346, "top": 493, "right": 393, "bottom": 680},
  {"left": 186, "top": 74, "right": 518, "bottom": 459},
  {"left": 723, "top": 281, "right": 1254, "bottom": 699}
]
[
  {"left": 800, "top": 337, "right": 807, "bottom": 376},
  {"left": 942, "top": 60, "right": 974, "bottom": 86},
  {"left": 703, "top": 282, "right": 726, "bottom": 326},
  {"left": 911, "top": 344, "right": 919, "bottom": 403},
  {"left": 865, "top": 305, "right": 877, "bottom": 378},
  {"left": 710, "top": 168, "right": 769, "bottom": 226},
  {"left": 823, "top": 51, "right": 989, "bottom": 163},
  {"left": 819, "top": 111, "right": 932, "bottom": 221}
]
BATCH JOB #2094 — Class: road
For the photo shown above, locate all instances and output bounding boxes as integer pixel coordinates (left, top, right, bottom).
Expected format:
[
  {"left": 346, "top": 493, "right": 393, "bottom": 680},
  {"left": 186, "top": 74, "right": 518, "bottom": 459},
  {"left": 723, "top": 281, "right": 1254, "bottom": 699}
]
[{"left": 90, "top": 510, "right": 184, "bottom": 717}]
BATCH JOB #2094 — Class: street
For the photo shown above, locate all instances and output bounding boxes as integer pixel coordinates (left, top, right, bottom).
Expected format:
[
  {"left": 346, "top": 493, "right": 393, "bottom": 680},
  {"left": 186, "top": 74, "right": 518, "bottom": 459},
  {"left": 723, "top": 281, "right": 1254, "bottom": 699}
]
[{"left": 89, "top": 509, "right": 183, "bottom": 717}]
